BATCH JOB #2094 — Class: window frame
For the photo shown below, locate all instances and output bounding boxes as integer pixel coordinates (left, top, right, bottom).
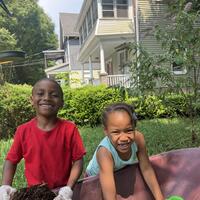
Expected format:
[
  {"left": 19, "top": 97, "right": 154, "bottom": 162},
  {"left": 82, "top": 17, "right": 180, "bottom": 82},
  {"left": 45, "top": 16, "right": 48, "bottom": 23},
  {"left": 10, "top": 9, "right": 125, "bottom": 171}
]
[
  {"left": 172, "top": 62, "right": 187, "bottom": 75},
  {"left": 102, "top": 0, "right": 128, "bottom": 18}
]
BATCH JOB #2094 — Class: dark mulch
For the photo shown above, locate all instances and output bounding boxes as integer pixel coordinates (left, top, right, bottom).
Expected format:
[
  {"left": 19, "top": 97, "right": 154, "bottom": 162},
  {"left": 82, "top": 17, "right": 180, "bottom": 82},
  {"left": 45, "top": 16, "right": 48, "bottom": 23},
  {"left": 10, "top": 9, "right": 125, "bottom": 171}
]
[{"left": 10, "top": 184, "right": 56, "bottom": 200}]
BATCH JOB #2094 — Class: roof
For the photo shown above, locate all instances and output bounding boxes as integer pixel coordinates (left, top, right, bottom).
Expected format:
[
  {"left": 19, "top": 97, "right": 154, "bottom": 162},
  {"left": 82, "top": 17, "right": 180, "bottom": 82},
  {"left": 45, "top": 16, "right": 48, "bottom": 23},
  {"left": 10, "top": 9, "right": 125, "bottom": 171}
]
[
  {"left": 45, "top": 62, "right": 69, "bottom": 74},
  {"left": 42, "top": 50, "right": 65, "bottom": 60},
  {"left": 59, "top": 13, "right": 79, "bottom": 37}
]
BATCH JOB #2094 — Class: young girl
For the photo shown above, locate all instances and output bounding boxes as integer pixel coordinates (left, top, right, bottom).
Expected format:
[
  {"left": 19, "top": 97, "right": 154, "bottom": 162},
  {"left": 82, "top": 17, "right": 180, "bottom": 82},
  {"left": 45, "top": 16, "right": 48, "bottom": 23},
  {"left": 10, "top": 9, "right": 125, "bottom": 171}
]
[
  {"left": 86, "top": 102, "right": 164, "bottom": 200},
  {"left": 0, "top": 78, "right": 86, "bottom": 200}
]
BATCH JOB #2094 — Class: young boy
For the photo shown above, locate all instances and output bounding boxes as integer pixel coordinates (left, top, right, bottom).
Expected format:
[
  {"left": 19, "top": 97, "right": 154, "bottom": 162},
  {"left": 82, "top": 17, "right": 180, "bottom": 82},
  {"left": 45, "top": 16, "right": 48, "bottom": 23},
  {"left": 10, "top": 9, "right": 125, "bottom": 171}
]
[
  {"left": 86, "top": 102, "right": 164, "bottom": 200},
  {"left": 0, "top": 78, "right": 86, "bottom": 200}
]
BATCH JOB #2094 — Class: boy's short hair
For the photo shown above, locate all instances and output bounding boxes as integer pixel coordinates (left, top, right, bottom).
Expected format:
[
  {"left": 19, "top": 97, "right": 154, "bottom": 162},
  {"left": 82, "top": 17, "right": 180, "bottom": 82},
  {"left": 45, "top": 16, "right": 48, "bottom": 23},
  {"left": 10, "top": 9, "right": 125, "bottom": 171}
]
[{"left": 32, "top": 78, "right": 64, "bottom": 99}]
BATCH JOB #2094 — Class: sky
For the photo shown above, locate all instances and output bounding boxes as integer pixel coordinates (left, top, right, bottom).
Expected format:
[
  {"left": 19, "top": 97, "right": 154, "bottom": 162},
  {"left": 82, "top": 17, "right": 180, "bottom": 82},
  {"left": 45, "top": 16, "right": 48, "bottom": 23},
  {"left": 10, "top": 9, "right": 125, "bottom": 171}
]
[{"left": 38, "top": 0, "right": 83, "bottom": 37}]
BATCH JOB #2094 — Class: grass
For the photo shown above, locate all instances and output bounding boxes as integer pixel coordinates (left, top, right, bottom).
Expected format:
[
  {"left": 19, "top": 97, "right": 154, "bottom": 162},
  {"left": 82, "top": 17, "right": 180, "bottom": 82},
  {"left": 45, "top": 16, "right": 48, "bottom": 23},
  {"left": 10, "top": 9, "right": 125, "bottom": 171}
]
[{"left": 0, "top": 117, "right": 200, "bottom": 189}]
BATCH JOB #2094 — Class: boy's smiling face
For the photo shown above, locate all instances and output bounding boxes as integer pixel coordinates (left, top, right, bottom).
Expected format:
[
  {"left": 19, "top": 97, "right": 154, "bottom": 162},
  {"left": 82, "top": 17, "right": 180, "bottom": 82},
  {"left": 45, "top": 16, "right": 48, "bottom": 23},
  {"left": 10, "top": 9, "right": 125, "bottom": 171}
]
[{"left": 31, "top": 80, "right": 64, "bottom": 118}]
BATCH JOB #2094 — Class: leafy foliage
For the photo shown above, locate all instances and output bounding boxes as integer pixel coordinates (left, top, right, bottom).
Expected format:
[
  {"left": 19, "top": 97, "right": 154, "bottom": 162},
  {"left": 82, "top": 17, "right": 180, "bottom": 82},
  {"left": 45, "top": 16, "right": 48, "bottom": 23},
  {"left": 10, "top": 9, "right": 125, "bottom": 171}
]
[
  {"left": 1, "top": 83, "right": 199, "bottom": 139},
  {"left": 0, "top": 28, "right": 17, "bottom": 51},
  {"left": 59, "top": 85, "right": 124, "bottom": 126},
  {"left": 155, "top": 2, "right": 200, "bottom": 116},
  {"left": 0, "top": 83, "right": 34, "bottom": 138},
  {"left": 128, "top": 1, "right": 200, "bottom": 117},
  {"left": 0, "top": 0, "right": 58, "bottom": 84}
]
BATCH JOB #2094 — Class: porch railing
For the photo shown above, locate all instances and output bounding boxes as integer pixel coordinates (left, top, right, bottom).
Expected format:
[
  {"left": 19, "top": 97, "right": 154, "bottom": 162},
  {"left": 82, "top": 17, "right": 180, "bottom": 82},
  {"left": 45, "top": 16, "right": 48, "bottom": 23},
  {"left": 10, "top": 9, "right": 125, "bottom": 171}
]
[{"left": 107, "top": 74, "right": 131, "bottom": 88}]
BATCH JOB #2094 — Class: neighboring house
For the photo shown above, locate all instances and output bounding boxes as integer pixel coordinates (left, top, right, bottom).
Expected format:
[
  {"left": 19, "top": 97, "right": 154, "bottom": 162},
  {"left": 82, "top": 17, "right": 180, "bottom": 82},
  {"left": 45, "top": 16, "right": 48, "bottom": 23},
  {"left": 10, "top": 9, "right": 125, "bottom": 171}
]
[
  {"left": 45, "top": 13, "right": 100, "bottom": 88},
  {"left": 76, "top": 0, "right": 183, "bottom": 87}
]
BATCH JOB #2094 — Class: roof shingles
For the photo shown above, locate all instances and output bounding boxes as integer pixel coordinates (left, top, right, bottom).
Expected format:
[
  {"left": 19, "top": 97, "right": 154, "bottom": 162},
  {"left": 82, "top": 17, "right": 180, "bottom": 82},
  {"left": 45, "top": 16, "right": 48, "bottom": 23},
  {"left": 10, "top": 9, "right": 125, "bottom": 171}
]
[{"left": 59, "top": 13, "right": 79, "bottom": 37}]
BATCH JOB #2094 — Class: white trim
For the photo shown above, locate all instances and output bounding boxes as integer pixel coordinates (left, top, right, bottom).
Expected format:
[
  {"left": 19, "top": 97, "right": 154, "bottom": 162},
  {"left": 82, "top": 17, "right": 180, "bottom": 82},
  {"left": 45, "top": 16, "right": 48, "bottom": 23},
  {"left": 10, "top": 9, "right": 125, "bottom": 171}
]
[
  {"left": 173, "top": 69, "right": 187, "bottom": 75},
  {"left": 172, "top": 63, "right": 187, "bottom": 75},
  {"left": 44, "top": 62, "right": 69, "bottom": 73}
]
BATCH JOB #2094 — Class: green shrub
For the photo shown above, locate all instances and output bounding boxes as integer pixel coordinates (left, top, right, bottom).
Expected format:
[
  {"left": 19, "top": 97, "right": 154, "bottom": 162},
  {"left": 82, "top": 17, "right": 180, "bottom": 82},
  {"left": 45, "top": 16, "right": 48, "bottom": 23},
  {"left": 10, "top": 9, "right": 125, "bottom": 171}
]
[
  {"left": 0, "top": 83, "right": 34, "bottom": 138},
  {"left": 59, "top": 85, "right": 123, "bottom": 126},
  {"left": 1, "top": 83, "right": 199, "bottom": 139},
  {"left": 126, "top": 93, "right": 199, "bottom": 119},
  {"left": 162, "top": 94, "right": 188, "bottom": 117},
  {"left": 127, "top": 95, "right": 167, "bottom": 119}
]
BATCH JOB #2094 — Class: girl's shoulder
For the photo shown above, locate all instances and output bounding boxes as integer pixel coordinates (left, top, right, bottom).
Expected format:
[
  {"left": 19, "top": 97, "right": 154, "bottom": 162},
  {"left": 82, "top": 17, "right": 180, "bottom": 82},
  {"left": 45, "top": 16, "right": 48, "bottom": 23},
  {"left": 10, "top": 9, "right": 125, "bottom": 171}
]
[{"left": 135, "top": 130, "right": 146, "bottom": 148}]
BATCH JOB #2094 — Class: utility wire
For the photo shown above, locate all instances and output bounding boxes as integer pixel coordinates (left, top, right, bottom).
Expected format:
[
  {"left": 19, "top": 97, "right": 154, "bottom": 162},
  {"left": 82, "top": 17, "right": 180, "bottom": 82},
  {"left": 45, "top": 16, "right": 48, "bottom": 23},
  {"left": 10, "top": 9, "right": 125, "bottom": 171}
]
[{"left": 2, "top": 60, "right": 44, "bottom": 68}]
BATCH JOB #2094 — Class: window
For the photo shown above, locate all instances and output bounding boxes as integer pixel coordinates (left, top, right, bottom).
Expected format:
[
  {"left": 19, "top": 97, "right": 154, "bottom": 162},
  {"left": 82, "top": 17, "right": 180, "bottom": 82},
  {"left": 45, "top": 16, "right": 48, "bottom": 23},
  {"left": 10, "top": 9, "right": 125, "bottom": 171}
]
[
  {"left": 79, "top": 27, "right": 83, "bottom": 45},
  {"left": 118, "top": 50, "right": 129, "bottom": 74},
  {"left": 102, "top": 0, "right": 128, "bottom": 18},
  {"left": 79, "top": 0, "right": 98, "bottom": 45},
  {"left": 87, "top": 8, "right": 92, "bottom": 34},
  {"left": 116, "top": 0, "right": 128, "bottom": 17},
  {"left": 92, "top": 0, "right": 98, "bottom": 24},
  {"left": 102, "top": 0, "right": 114, "bottom": 17},
  {"left": 106, "top": 59, "right": 113, "bottom": 75},
  {"left": 172, "top": 62, "right": 187, "bottom": 75},
  {"left": 82, "top": 19, "right": 87, "bottom": 41}
]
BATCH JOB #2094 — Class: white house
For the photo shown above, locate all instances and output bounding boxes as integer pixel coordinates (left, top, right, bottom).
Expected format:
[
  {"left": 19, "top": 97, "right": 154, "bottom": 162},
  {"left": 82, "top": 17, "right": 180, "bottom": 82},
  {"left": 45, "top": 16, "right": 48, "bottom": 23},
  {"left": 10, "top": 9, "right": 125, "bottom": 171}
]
[
  {"left": 45, "top": 13, "right": 100, "bottom": 87},
  {"left": 45, "top": 0, "right": 185, "bottom": 88},
  {"left": 76, "top": 0, "right": 186, "bottom": 87}
]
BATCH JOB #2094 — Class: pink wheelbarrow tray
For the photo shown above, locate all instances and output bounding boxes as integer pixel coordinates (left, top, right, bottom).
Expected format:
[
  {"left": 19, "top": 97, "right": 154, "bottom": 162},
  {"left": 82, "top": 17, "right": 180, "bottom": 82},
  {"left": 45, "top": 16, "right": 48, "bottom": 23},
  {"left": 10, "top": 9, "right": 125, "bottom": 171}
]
[{"left": 72, "top": 148, "right": 200, "bottom": 200}]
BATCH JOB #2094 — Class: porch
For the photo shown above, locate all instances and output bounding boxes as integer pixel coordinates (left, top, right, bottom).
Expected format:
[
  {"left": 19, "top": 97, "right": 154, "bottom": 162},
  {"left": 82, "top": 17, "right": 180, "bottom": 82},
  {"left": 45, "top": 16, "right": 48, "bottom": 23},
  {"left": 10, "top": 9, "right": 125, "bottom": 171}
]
[{"left": 106, "top": 74, "right": 131, "bottom": 88}]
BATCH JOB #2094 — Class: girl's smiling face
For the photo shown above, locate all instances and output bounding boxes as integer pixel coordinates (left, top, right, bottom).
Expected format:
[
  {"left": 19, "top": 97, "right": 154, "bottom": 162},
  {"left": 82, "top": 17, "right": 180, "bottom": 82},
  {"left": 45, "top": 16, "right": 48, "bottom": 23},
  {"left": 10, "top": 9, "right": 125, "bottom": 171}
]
[
  {"left": 104, "top": 110, "right": 135, "bottom": 160},
  {"left": 31, "top": 80, "right": 64, "bottom": 118}
]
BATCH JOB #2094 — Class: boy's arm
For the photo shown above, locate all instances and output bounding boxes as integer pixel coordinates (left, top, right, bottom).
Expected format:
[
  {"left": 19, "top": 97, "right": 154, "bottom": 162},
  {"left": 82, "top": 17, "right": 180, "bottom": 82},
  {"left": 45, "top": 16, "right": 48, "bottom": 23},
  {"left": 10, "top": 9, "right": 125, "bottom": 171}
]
[
  {"left": 54, "top": 158, "right": 84, "bottom": 200},
  {"left": 0, "top": 160, "right": 17, "bottom": 199},
  {"left": 97, "top": 147, "right": 117, "bottom": 200},
  {"left": 2, "top": 160, "right": 17, "bottom": 185},
  {"left": 66, "top": 158, "right": 83, "bottom": 189},
  {"left": 135, "top": 131, "right": 164, "bottom": 200}
]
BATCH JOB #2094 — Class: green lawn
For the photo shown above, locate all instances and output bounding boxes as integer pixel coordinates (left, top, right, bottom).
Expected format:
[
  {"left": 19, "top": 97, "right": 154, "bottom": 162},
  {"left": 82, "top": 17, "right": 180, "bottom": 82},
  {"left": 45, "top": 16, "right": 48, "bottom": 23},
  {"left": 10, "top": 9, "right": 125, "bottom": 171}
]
[{"left": 0, "top": 117, "right": 200, "bottom": 189}]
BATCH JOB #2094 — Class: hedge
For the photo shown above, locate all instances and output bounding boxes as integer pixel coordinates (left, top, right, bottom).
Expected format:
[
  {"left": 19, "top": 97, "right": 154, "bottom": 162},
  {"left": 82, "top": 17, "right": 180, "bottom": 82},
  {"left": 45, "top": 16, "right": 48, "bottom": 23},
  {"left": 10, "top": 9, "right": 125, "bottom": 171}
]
[{"left": 0, "top": 83, "right": 199, "bottom": 138}]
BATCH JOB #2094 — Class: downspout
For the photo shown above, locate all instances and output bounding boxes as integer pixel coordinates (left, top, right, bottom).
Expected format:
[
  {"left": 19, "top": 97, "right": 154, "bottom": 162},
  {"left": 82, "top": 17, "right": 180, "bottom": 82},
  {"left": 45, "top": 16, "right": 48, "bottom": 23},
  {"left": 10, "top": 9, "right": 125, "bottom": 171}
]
[
  {"left": 134, "top": 0, "right": 140, "bottom": 86},
  {"left": 67, "top": 36, "right": 71, "bottom": 70},
  {"left": 89, "top": 55, "right": 93, "bottom": 84},
  {"left": 66, "top": 36, "right": 71, "bottom": 85},
  {"left": 135, "top": 0, "right": 139, "bottom": 48}
]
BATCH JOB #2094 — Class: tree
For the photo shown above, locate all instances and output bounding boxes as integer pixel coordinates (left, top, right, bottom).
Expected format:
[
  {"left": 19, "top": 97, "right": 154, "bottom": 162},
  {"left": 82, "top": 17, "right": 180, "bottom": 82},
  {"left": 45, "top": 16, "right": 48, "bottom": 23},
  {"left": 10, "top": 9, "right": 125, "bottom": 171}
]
[
  {"left": 154, "top": 1, "right": 200, "bottom": 115},
  {"left": 128, "top": 0, "right": 200, "bottom": 141},
  {"left": 0, "top": 0, "right": 58, "bottom": 84},
  {"left": 0, "top": 28, "right": 17, "bottom": 51},
  {"left": 129, "top": 0, "right": 200, "bottom": 105}
]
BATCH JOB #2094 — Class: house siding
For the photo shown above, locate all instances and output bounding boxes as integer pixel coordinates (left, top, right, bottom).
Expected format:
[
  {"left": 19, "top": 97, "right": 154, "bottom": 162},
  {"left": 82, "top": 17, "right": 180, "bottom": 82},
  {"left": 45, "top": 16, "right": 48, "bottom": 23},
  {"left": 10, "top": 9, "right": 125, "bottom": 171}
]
[
  {"left": 66, "top": 39, "right": 82, "bottom": 70},
  {"left": 97, "top": 19, "right": 134, "bottom": 35},
  {"left": 138, "top": 0, "right": 169, "bottom": 54}
]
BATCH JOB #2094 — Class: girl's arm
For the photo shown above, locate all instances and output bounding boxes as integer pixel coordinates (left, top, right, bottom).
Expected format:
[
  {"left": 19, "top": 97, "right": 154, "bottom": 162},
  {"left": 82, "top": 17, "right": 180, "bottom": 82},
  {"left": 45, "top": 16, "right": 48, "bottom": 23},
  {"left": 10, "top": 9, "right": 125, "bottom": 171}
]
[
  {"left": 2, "top": 160, "right": 17, "bottom": 185},
  {"left": 67, "top": 158, "right": 83, "bottom": 189},
  {"left": 97, "top": 147, "right": 117, "bottom": 200},
  {"left": 135, "top": 131, "right": 164, "bottom": 200}
]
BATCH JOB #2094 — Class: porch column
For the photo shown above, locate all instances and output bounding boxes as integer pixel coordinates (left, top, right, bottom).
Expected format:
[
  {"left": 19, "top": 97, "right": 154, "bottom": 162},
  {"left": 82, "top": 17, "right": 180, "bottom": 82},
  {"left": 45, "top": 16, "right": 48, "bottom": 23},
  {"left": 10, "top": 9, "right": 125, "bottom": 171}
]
[
  {"left": 44, "top": 54, "right": 47, "bottom": 68},
  {"left": 99, "top": 42, "right": 108, "bottom": 85},
  {"left": 81, "top": 63, "right": 85, "bottom": 84},
  {"left": 67, "top": 37, "right": 71, "bottom": 70},
  {"left": 89, "top": 55, "right": 93, "bottom": 84}
]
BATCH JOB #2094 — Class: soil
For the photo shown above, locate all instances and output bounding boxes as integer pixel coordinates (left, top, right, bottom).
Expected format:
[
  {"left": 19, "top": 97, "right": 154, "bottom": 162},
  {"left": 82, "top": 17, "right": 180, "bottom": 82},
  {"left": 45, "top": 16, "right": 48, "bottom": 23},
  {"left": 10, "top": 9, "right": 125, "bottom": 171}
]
[{"left": 10, "top": 184, "right": 56, "bottom": 200}]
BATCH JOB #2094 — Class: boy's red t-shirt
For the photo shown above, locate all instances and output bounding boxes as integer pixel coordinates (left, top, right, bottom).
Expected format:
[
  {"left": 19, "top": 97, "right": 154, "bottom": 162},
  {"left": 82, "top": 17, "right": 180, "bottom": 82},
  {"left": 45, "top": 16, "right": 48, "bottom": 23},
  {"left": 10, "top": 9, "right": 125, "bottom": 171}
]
[{"left": 6, "top": 118, "right": 86, "bottom": 189}]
